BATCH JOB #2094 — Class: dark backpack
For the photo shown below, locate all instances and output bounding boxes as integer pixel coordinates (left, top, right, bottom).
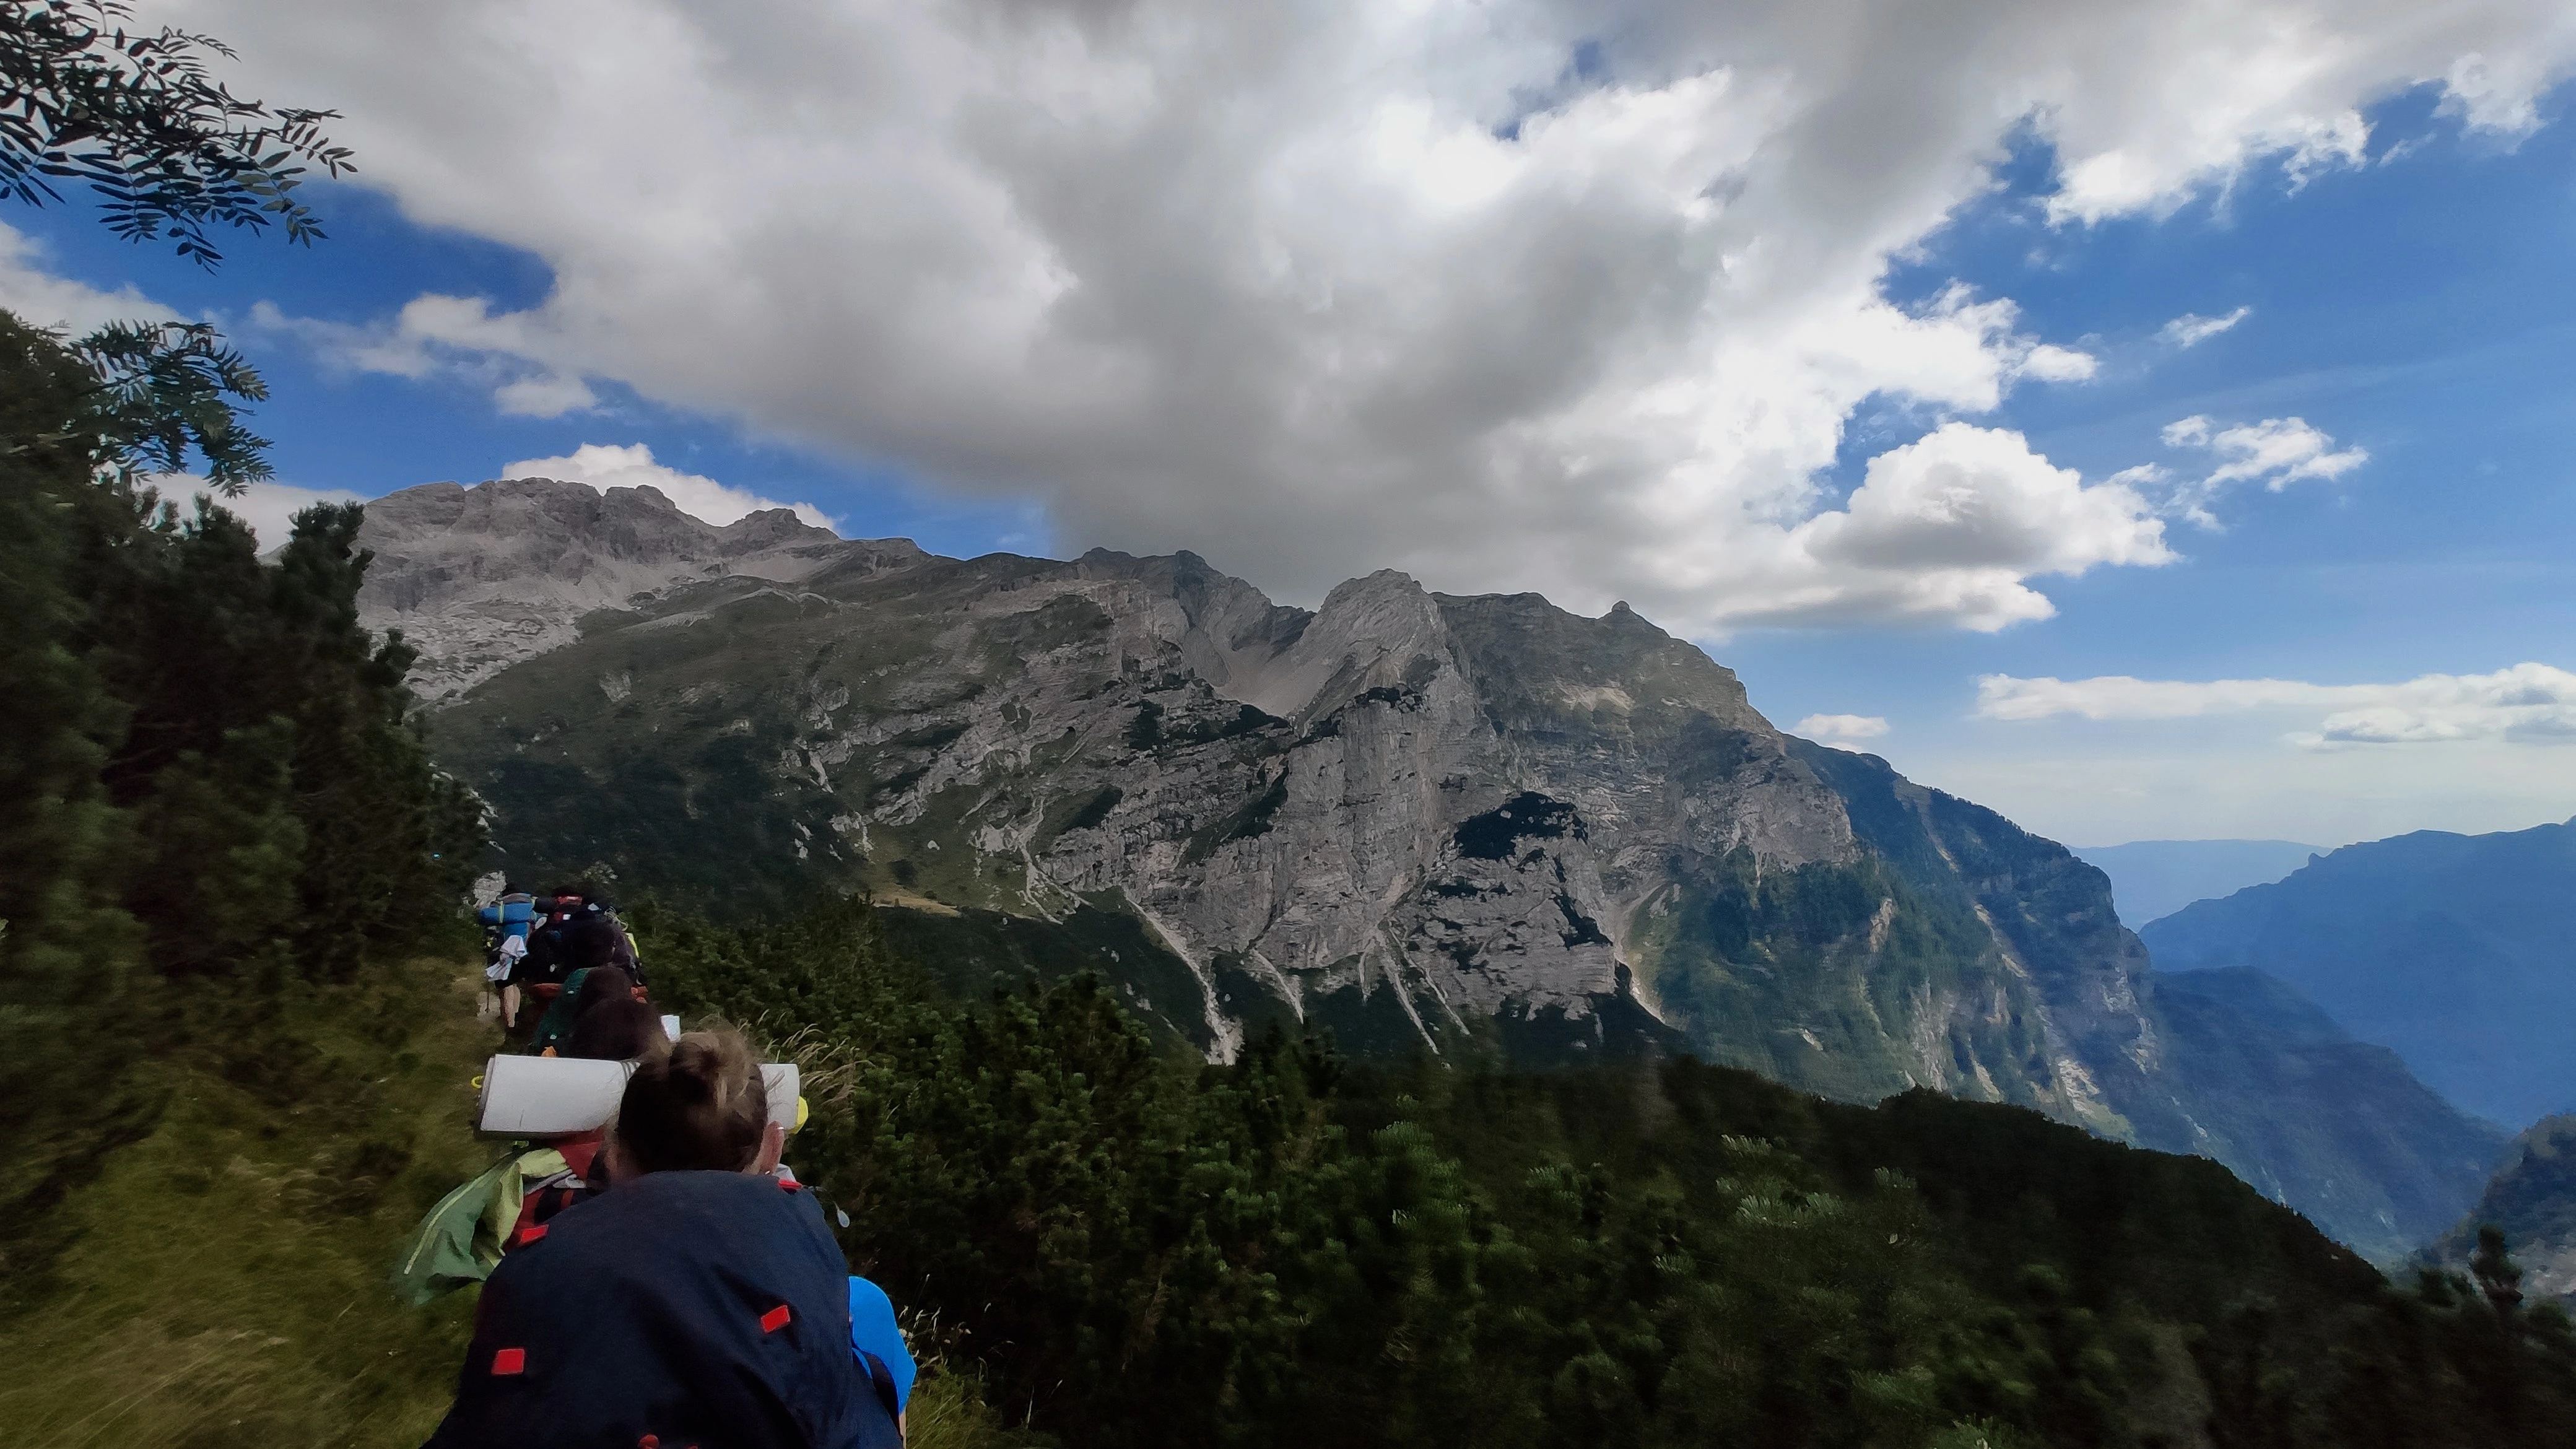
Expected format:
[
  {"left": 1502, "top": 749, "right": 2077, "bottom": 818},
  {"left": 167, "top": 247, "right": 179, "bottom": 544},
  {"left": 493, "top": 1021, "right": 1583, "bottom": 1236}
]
[{"left": 426, "top": 1172, "right": 899, "bottom": 1449}]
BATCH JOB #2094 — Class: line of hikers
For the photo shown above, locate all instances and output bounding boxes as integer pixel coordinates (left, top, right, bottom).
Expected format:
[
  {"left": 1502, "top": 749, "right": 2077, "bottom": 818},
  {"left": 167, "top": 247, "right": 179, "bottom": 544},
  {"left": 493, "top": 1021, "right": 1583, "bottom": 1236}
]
[
  {"left": 403, "top": 884, "right": 913, "bottom": 1447},
  {"left": 476, "top": 882, "right": 645, "bottom": 1043}
]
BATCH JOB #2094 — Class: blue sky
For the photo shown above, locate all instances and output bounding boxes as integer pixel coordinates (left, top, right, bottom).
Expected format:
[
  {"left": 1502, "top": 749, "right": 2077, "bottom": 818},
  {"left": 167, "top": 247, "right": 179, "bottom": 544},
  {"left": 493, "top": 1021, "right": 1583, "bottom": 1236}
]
[
  {"left": 14, "top": 0, "right": 2576, "bottom": 848},
  {"left": 1726, "top": 81, "right": 2576, "bottom": 843},
  {"left": 2, "top": 188, "right": 1043, "bottom": 561}
]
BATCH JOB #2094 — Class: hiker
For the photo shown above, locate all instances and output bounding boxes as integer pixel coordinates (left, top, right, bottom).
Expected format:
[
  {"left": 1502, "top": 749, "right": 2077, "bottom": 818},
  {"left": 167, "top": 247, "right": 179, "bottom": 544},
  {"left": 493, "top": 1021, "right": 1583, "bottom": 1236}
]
[
  {"left": 507, "top": 991, "right": 669, "bottom": 1239},
  {"left": 511, "top": 890, "right": 586, "bottom": 1032},
  {"left": 562, "top": 991, "right": 665, "bottom": 1063},
  {"left": 476, "top": 884, "right": 537, "bottom": 1029},
  {"left": 565, "top": 897, "right": 642, "bottom": 981},
  {"left": 424, "top": 1031, "right": 903, "bottom": 1449},
  {"left": 393, "top": 992, "right": 676, "bottom": 1308},
  {"left": 531, "top": 965, "right": 645, "bottom": 1056}
]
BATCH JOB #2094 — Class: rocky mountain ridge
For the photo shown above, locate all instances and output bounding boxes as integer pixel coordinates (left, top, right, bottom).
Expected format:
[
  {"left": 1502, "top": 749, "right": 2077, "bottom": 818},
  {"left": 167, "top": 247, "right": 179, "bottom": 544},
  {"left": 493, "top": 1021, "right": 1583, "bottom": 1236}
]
[
  {"left": 360, "top": 477, "right": 2503, "bottom": 1259},
  {"left": 356, "top": 476, "right": 916, "bottom": 700}
]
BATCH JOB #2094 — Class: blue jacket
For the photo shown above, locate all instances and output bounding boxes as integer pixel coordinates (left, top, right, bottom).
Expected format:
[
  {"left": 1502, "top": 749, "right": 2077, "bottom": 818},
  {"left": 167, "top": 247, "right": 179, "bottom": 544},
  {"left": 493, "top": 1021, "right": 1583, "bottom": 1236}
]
[{"left": 424, "top": 1171, "right": 899, "bottom": 1449}]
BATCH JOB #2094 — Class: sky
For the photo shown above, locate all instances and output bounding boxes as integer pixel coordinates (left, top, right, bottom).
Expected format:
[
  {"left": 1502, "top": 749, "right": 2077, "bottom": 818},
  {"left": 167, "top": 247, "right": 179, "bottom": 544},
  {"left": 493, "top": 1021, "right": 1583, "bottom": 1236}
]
[{"left": 10, "top": 0, "right": 2576, "bottom": 848}]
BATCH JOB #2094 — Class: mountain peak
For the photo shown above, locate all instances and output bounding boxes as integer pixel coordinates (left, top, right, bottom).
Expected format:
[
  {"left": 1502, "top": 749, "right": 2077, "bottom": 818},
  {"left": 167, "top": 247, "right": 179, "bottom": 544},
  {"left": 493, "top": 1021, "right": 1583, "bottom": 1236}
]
[{"left": 355, "top": 476, "right": 897, "bottom": 700}]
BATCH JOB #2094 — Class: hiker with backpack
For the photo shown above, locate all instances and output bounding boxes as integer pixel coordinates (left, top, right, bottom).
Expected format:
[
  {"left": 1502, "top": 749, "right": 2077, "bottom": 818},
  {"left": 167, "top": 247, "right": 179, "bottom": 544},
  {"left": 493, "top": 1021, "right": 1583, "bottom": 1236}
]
[
  {"left": 476, "top": 885, "right": 537, "bottom": 1029},
  {"left": 424, "top": 1030, "right": 906, "bottom": 1449},
  {"left": 510, "top": 890, "right": 586, "bottom": 1037},
  {"left": 530, "top": 965, "right": 646, "bottom": 1057},
  {"left": 393, "top": 996, "right": 671, "bottom": 1307},
  {"left": 565, "top": 897, "right": 642, "bottom": 981}
]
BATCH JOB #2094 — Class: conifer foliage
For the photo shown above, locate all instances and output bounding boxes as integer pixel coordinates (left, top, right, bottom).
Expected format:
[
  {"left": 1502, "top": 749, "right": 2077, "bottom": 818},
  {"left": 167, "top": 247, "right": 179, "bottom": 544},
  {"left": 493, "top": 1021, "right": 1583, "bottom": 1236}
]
[
  {"left": 641, "top": 892, "right": 2576, "bottom": 1449},
  {"left": 0, "top": 311, "right": 481, "bottom": 1294}
]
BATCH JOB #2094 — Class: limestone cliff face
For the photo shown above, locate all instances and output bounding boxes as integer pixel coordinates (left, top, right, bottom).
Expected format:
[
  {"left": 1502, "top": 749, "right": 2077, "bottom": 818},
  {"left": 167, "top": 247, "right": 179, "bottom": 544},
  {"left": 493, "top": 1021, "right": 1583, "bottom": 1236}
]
[
  {"left": 355, "top": 477, "right": 911, "bottom": 701},
  {"left": 365, "top": 479, "right": 2498, "bottom": 1254},
  {"left": 385, "top": 483, "right": 2146, "bottom": 1104}
]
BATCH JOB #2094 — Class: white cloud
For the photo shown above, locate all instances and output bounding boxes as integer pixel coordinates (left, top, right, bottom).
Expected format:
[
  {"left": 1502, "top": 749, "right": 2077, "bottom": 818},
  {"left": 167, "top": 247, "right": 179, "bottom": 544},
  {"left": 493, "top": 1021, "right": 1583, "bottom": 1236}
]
[
  {"left": 2154, "top": 414, "right": 2368, "bottom": 525},
  {"left": 502, "top": 442, "right": 838, "bottom": 532},
  {"left": 1976, "top": 663, "right": 2576, "bottom": 747},
  {"left": 249, "top": 295, "right": 598, "bottom": 417},
  {"left": 2162, "top": 415, "right": 2369, "bottom": 489},
  {"left": 2017, "top": 343, "right": 2100, "bottom": 381},
  {"left": 2159, "top": 306, "right": 2251, "bottom": 347},
  {"left": 1765, "top": 422, "right": 2171, "bottom": 629},
  {"left": 494, "top": 374, "right": 600, "bottom": 418},
  {"left": 146, "top": 0, "right": 2576, "bottom": 630},
  {"left": 142, "top": 474, "right": 367, "bottom": 550},
  {"left": 1793, "top": 713, "right": 1890, "bottom": 746},
  {"left": 225, "top": 479, "right": 368, "bottom": 550},
  {"left": 0, "top": 221, "right": 177, "bottom": 333}
]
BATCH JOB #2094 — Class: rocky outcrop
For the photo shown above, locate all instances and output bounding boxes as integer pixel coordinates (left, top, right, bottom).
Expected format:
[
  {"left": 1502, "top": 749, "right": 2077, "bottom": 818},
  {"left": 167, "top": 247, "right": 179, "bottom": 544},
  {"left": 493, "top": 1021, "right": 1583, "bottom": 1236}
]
[
  {"left": 361, "top": 480, "right": 2501, "bottom": 1255},
  {"left": 355, "top": 477, "right": 916, "bottom": 700}
]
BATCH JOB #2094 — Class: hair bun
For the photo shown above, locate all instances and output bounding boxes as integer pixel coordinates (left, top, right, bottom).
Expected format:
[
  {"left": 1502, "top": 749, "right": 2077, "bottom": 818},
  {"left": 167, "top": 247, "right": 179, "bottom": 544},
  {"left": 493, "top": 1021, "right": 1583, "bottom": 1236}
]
[{"left": 614, "top": 1027, "right": 767, "bottom": 1174}]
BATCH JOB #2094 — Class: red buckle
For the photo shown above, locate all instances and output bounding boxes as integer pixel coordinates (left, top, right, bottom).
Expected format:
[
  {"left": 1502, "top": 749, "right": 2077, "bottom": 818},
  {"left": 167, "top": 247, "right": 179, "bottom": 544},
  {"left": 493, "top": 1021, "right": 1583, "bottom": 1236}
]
[
  {"left": 492, "top": 1347, "right": 526, "bottom": 1375},
  {"left": 760, "top": 1304, "right": 792, "bottom": 1334}
]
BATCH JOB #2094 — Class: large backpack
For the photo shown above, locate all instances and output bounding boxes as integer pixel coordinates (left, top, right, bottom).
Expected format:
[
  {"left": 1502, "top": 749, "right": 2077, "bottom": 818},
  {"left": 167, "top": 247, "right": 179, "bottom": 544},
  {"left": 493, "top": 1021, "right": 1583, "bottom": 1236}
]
[
  {"left": 423, "top": 1173, "right": 900, "bottom": 1449},
  {"left": 393, "top": 1146, "right": 562, "bottom": 1305},
  {"left": 475, "top": 892, "right": 537, "bottom": 940},
  {"left": 520, "top": 902, "right": 582, "bottom": 988}
]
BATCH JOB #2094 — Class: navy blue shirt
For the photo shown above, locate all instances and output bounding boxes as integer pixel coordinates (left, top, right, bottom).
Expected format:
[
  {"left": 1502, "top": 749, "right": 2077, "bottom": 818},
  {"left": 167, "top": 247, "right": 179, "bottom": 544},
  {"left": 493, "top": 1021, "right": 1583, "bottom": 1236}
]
[{"left": 425, "top": 1170, "right": 900, "bottom": 1449}]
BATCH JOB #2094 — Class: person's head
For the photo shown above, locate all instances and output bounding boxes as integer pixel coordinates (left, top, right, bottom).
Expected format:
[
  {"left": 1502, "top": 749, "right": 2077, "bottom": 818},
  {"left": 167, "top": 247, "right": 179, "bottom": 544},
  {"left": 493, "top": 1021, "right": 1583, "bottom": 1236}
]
[
  {"left": 564, "top": 995, "right": 667, "bottom": 1063},
  {"left": 573, "top": 965, "right": 636, "bottom": 1014},
  {"left": 607, "top": 1028, "right": 782, "bottom": 1180}
]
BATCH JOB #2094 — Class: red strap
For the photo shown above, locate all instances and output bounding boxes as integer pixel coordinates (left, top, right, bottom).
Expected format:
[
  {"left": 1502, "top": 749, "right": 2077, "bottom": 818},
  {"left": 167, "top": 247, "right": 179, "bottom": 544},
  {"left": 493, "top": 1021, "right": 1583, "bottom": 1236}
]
[
  {"left": 515, "top": 1222, "right": 548, "bottom": 1246},
  {"left": 760, "top": 1304, "right": 792, "bottom": 1334},
  {"left": 492, "top": 1347, "right": 526, "bottom": 1375}
]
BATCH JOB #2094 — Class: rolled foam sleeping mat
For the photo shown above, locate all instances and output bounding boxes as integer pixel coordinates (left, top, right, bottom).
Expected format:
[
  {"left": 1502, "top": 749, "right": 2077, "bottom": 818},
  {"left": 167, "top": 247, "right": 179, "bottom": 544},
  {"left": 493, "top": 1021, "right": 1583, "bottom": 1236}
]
[{"left": 476, "top": 1055, "right": 803, "bottom": 1138}]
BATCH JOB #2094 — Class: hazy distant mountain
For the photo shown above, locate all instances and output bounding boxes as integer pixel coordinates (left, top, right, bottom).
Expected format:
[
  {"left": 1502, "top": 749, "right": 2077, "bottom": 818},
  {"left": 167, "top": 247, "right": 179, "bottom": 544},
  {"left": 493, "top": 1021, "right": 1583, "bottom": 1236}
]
[
  {"left": 2071, "top": 839, "right": 2323, "bottom": 927},
  {"left": 366, "top": 477, "right": 2502, "bottom": 1257},
  {"left": 2142, "top": 820, "right": 2576, "bottom": 1128}
]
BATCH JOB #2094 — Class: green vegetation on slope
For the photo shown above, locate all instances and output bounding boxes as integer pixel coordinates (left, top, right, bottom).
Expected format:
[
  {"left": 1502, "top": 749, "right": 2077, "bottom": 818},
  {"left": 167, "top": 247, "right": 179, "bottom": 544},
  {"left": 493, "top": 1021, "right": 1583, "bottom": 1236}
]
[
  {"left": 635, "top": 890, "right": 2576, "bottom": 1449},
  {"left": 0, "top": 310, "right": 481, "bottom": 1298},
  {"left": 0, "top": 302, "right": 502, "bottom": 1447},
  {"left": 1789, "top": 740, "right": 2505, "bottom": 1258},
  {"left": 0, "top": 962, "right": 494, "bottom": 1447},
  {"left": 2426, "top": 1115, "right": 2576, "bottom": 1301}
]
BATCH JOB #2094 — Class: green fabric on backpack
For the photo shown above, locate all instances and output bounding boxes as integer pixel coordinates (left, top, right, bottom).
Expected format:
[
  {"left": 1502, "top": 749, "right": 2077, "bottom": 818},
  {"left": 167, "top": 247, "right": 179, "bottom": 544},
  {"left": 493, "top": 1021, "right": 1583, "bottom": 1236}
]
[
  {"left": 391, "top": 1147, "right": 565, "bottom": 1305},
  {"left": 530, "top": 967, "right": 594, "bottom": 1055}
]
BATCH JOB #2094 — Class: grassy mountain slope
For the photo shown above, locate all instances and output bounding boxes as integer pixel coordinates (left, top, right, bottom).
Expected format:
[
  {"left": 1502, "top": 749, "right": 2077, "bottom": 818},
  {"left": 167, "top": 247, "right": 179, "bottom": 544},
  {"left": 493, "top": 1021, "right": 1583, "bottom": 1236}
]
[{"left": 0, "top": 962, "right": 494, "bottom": 1447}]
